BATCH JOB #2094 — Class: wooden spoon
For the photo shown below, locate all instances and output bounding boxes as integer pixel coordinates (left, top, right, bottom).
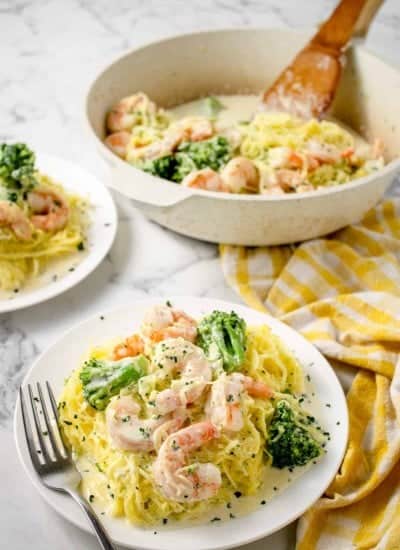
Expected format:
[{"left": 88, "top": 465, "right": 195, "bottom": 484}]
[{"left": 261, "top": 0, "right": 384, "bottom": 119}]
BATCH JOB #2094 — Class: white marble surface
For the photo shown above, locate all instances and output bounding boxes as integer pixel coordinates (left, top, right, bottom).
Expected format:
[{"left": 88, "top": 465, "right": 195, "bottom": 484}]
[{"left": 1, "top": 1, "right": 400, "bottom": 549}]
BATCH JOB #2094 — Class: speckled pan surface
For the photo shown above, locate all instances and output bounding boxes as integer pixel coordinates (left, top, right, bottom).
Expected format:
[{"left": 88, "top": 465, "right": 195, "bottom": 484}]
[{"left": 85, "top": 29, "right": 400, "bottom": 245}]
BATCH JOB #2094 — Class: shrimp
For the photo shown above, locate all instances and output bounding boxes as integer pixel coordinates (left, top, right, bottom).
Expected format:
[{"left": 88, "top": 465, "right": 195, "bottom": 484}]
[
  {"left": 275, "top": 169, "right": 305, "bottom": 192},
  {"left": 267, "top": 147, "right": 293, "bottom": 169},
  {"left": 141, "top": 304, "right": 197, "bottom": 343},
  {"left": 152, "top": 338, "right": 212, "bottom": 414},
  {"left": 128, "top": 117, "right": 213, "bottom": 162},
  {"left": 305, "top": 139, "right": 341, "bottom": 165},
  {"left": 0, "top": 200, "right": 32, "bottom": 240},
  {"left": 106, "top": 93, "right": 156, "bottom": 133},
  {"left": 173, "top": 116, "right": 214, "bottom": 142},
  {"left": 259, "top": 170, "right": 286, "bottom": 195},
  {"left": 220, "top": 157, "right": 259, "bottom": 193},
  {"left": 152, "top": 415, "right": 187, "bottom": 451},
  {"left": 27, "top": 188, "right": 69, "bottom": 232},
  {"left": 104, "top": 131, "right": 131, "bottom": 158},
  {"left": 348, "top": 138, "right": 384, "bottom": 166},
  {"left": 128, "top": 129, "right": 182, "bottom": 161},
  {"left": 268, "top": 147, "right": 319, "bottom": 171},
  {"left": 182, "top": 169, "right": 229, "bottom": 192},
  {"left": 106, "top": 395, "right": 183, "bottom": 452},
  {"left": 153, "top": 421, "right": 221, "bottom": 502},
  {"left": 113, "top": 334, "right": 145, "bottom": 361},
  {"left": 259, "top": 168, "right": 304, "bottom": 194},
  {"left": 206, "top": 373, "right": 273, "bottom": 432}
]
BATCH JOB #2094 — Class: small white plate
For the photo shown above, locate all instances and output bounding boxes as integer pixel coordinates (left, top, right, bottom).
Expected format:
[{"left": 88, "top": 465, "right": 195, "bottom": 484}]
[
  {"left": 0, "top": 152, "right": 117, "bottom": 313},
  {"left": 14, "top": 297, "right": 348, "bottom": 550}
]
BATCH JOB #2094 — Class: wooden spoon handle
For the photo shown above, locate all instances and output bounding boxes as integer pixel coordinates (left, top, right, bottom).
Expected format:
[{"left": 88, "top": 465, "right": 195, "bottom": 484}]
[
  {"left": 260, "top": 0, "right": 384, "bottom": 119},
  {"left": 354, "top": 0, "right": 384, "bottom": 37},
  {"left": 311, "top": 0, "right": 368, "bottom": 53}
]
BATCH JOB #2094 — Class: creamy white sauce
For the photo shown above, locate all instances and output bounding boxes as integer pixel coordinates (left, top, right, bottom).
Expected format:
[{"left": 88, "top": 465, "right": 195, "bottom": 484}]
[
  {"left": 171, "top": 94, "right": 259, "bottom": 129},
  {"left": 0, "top": 249, "right": 88, "bottom": 301}
]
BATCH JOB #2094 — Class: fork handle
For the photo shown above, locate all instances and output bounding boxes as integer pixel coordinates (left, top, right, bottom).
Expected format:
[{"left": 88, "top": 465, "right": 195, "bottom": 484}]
[{"left": 67, "top": 489, "right": 117, "bottom": 550}]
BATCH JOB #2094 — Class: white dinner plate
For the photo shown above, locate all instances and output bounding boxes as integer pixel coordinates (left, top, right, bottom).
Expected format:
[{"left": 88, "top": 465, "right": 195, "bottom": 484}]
[
  {"left": 14, "top": 297, "right": 348, "bottom": 550},
  {"left": 0, "top": 152, "right": 117, "bottom": 313}
]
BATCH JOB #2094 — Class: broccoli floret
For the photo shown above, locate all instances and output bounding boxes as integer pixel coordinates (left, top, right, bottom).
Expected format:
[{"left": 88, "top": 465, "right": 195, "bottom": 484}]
[
  {"left": 134, "top": 136, "right": 232, "bottom": 184},
  {"left": 135, "top": 136, "right": 232, "bottom": 183},
  {"left": 203, "top": 96, "right": 226, "bottom": 118},
  {"left": 139, "top": 155, "right": 177, "bottom": 180},
  {"left": 267, "top": 400, "right": 322, "bottom": 469},
  {"left": 197, "top": 310, "right": 247, "bottom": 372},
  {"left": 176, "top": 136, "right": 231, "bottom": 173},
  {"left": 80, "top": 355, "right": 148, "bottom": 410},
  {"left": 171, "top": 152, "right": 197, "bottom": 183},
  {"left": 0, "top": 143, "right": 37, "bottom": 201}
]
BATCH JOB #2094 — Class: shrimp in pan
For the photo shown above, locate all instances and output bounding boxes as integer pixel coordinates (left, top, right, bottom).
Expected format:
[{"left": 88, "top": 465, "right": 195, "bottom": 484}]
[
  {"left": 104, "top": 131, "right": 131, "bottom": 158},
  {"left": 182, "top": 169, "right": 229, "bottom": 192},
  {"left": 106, "top": 93, "right": 156, "bottom": 133}
]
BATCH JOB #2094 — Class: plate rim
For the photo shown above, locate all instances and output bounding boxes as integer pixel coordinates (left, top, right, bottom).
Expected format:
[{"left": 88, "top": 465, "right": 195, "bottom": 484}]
[
  {"left": 0, "top": 151, "right": 117, "bottom": 313},
  {"left": 14, "top": 296, "right": 349, "bottom": 550}
]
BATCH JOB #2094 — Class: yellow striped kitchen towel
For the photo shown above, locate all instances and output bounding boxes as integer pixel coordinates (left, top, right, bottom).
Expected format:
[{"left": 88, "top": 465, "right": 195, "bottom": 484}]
[{"left": 220, "top": 199, "right": 400, "bottom": 550}]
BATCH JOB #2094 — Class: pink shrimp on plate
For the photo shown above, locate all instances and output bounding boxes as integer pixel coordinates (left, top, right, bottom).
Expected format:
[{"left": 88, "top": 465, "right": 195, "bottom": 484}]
[
  {"left": 27, "top": 188, "right": 69, "bottom": 232},
  {"left": 106, "top": 395, "right": 184, "bottom": 453},
  {"left": 141, "top": 304, "right": 198, "bottom": 343},
  {"left": 152, "top": 337, "right": 212, "bottom": 415},
  {"left": 113, "top": 334, "right": 145, "bottom": 361},
  {"left": 0, "top": 200, "right": 32, "bottom": 240},
  {"left": 153, "top": 421, "right": 221, "bottom": 502},
  {"left": 206, "top": 372, "right": 273, "bottom": 432}
]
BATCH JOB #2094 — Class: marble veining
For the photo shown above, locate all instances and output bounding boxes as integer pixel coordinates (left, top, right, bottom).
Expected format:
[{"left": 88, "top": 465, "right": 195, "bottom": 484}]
[{"left": 1, "top": 0, "right": 400, "bottom": 548}]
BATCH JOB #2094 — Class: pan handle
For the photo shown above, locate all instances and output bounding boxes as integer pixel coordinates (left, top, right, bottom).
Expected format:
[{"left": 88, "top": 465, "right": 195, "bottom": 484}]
[{"left": 104, "top": 156, "right": 194, "bottom": 208}]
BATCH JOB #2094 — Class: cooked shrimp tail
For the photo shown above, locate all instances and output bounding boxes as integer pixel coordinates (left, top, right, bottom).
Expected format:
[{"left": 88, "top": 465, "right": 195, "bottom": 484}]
[
  {"left": 28, "top": 188, "right": 69, "bottom": 232},
  {"left": 207, "top": 372, "right": 273, "bottom": 432},
  {"left": 106, "top": 93, "right": 157, "bottom": 133},
  {"left": 153, "top": 421, "right": 221, "bottom": 502},
  {"left": 182, "top": 169, "right": 228, "bottom": 192},
  {"left": 141, "top": 304, "right": 198, "bottom": 343},
  {"left": 113, "top": 334, "right": 145, "bottom": 360}
]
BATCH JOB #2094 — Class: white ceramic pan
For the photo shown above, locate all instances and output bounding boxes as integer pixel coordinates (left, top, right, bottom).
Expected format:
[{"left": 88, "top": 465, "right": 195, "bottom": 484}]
[{"left": 86, "top": 29, "right": 400, "bottom": 245}]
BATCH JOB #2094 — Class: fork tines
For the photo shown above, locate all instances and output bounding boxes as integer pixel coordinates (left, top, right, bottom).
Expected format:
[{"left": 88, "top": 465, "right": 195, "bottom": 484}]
[{"left": 20, "top": 382, "right": 68, "bottom": 471}]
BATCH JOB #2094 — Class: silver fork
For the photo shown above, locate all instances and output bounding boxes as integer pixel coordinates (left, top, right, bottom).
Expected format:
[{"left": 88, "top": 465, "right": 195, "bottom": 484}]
[{"left": 19, "top": 382, "right": 116, "bottom": 550}]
